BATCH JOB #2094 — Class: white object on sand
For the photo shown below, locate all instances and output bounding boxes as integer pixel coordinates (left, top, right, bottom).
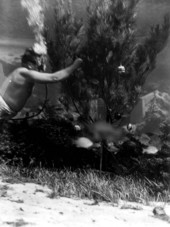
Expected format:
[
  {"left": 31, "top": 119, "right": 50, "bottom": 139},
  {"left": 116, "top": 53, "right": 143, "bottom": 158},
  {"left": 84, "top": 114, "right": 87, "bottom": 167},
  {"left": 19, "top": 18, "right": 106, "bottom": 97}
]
[{"left": 74, "top": 137, "right": 93, "bottom": 149}]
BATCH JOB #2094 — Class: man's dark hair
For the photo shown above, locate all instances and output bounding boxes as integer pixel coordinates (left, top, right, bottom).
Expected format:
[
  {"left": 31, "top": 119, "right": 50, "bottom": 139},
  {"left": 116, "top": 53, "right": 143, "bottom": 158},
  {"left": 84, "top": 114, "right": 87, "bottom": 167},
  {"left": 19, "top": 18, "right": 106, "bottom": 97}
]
[{"left": 21, "top": 48, "right": 43, "bottom": 71}]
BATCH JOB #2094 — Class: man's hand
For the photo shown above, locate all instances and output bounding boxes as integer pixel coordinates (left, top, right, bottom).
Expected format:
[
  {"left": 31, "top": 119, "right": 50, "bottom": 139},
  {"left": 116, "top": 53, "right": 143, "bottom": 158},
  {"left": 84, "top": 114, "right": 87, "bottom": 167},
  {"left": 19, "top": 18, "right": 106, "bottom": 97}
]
[{"left": 73, "top": 58, "right": 83, "bottom": 69}]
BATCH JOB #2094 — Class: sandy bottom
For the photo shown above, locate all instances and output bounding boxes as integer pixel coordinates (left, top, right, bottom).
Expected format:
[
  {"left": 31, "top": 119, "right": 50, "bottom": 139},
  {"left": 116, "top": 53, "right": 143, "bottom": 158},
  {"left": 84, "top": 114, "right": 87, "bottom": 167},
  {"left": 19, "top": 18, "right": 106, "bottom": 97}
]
[{"left": 0, "top": 177, "right": 170, "bottom": 227}]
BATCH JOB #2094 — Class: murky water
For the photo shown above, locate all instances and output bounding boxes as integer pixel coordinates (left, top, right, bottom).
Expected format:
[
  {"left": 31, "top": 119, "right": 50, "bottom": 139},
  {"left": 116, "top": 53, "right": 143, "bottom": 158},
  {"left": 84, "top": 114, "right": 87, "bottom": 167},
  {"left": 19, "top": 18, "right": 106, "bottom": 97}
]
[
  {"left": 0, "top": 0, "right": 33, "bottom": 40},
  {"left": 0, "top": 0, "right": 169, "bottom": 42},
  {"left": 0, "top": 0, "right": 169, "bottom": 92}
]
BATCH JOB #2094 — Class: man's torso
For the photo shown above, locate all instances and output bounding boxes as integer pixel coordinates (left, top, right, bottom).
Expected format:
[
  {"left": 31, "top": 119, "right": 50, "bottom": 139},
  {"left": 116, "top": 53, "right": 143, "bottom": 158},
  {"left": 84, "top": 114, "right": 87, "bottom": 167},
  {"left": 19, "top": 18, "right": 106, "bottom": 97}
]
[{"left": 0, "top": 68, "right": 34, "bottom": 112}]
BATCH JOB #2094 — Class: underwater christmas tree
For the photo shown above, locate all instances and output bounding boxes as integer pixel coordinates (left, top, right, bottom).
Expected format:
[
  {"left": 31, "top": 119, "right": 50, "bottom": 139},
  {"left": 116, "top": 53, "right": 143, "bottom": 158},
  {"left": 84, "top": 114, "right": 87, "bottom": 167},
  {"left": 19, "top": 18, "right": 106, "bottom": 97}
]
[{"left": 46, "top": 0, "right": 170, "bottom": 123}]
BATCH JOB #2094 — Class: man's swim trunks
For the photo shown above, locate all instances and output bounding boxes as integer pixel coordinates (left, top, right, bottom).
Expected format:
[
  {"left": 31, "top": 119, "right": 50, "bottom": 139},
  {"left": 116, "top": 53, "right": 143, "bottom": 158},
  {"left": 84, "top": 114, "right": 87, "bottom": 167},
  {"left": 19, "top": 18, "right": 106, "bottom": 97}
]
[{"left": 0, "top": 96, "right": 17, "bottom": 119}]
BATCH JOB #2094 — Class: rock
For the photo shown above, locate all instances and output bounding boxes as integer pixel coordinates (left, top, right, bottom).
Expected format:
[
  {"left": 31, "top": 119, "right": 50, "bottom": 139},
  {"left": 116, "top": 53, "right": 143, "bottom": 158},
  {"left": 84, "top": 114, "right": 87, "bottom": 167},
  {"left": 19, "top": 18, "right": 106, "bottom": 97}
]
[
  {"left": 153, "top": 206, "right": 170, "bottom": 223},
  {"left": 153, "top": 206, "right": 166, "bottom": 216}
]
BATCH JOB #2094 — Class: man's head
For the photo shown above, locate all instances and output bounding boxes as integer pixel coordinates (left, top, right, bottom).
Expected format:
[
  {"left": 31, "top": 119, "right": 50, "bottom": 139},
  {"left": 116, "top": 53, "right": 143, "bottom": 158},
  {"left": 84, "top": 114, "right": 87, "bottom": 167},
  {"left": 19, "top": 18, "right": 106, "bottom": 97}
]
[{"left": 21, "top": 48, "right": 46, "bottom": 71}]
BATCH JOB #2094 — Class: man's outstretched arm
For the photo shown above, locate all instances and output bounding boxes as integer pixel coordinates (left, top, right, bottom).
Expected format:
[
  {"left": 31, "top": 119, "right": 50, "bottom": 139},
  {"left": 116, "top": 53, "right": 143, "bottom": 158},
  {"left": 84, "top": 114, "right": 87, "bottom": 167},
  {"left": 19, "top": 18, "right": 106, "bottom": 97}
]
[{"left": 20, "top": 58, "right": 82, "bottom": 83}]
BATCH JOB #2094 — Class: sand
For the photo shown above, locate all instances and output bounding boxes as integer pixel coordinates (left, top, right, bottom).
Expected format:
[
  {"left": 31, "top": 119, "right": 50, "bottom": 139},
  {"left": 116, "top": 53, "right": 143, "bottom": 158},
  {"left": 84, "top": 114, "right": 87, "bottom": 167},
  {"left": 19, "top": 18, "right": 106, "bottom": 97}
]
[{"left": 0, "top": 176, "right": 170, "bottom": 227}]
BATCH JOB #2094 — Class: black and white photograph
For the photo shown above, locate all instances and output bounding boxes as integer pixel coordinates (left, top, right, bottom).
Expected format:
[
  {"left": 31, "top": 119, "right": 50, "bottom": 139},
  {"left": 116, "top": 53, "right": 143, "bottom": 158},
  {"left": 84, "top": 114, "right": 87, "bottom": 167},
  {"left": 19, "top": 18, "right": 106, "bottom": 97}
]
[{"left": 0, "top": 0, "right": 170, "bottom": 226}]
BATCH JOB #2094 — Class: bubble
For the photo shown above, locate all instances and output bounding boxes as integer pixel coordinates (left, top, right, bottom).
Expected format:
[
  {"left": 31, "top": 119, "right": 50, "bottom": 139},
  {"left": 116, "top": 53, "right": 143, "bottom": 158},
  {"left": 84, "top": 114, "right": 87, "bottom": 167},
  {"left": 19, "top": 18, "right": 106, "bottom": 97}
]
[{"left": 21, "top": 0, "right": 47, "bottom": 55}]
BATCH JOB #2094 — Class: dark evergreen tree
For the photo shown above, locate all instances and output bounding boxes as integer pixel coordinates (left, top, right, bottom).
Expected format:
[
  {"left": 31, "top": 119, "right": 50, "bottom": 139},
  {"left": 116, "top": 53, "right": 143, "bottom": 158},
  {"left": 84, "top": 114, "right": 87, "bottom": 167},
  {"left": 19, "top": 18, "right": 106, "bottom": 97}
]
[{"left": 46, "top": 0, "right": 170, "bottom": 124}]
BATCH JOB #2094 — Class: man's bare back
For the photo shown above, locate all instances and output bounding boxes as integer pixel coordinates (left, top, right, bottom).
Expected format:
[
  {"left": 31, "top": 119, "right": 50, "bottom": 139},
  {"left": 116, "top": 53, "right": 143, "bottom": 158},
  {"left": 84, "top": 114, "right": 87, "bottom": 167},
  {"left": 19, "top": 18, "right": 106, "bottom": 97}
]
[{"left": 0, "top": 68, "right": 35, "bottom": 112}]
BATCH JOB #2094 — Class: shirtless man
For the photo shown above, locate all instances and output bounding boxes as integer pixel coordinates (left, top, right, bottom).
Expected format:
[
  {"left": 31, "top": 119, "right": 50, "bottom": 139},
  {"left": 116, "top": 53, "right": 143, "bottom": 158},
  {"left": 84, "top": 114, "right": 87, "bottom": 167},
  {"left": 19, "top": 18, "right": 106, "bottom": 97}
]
[{"left": 0, "top": 48, "right": 82, "bottom": 119}]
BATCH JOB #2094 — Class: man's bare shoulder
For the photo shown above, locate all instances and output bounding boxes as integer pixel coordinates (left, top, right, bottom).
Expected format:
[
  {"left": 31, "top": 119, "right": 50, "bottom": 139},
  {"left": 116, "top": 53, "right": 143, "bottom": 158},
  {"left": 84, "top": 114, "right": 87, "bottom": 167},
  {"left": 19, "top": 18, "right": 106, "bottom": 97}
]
[
  {"left": 11, "top": 67, "right": 32, "bottom": 82},
  {"left": 13, "top": 67, "right": 30, "bottom": 78},
  {"left": 14, "top": 67, "right": 29, "bottom": 74}
]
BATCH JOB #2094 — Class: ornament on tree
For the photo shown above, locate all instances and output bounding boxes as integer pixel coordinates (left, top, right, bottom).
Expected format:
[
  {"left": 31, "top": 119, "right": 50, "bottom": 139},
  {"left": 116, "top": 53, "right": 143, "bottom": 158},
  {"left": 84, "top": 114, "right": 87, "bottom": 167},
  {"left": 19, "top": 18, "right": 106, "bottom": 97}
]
[
  {"left": 127, "top": 123, "right": 133, "bottom": 131},
  {"left": 114, "top": 112, "right": 122, "bottom": 121},
  {"left": 74, "top": 137, "right": 93, "bottom": 149},
  {"left": 74, "top": 124, "right": 81, "bottom": 131},
  {"left": 122, "top": 123, "right": 136, "bottom": 134},
  {"left": 118, "top": 64, "right": 125, "bottom": 74}
]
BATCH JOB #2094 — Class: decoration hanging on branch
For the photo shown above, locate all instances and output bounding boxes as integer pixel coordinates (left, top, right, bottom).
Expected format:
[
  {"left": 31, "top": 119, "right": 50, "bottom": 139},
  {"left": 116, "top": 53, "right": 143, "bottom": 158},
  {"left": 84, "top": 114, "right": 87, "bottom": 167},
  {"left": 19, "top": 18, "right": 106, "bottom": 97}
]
[{"left": 118, "top": 64, "right": 126, "bottom": 74}]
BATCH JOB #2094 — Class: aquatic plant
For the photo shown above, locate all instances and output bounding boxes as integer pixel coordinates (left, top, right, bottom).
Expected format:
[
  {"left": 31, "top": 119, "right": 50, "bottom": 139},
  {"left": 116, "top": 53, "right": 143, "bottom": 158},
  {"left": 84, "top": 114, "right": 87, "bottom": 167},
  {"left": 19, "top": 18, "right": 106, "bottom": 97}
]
[{"left": 46, "top": 0, "right": 170, "bottom": 124}]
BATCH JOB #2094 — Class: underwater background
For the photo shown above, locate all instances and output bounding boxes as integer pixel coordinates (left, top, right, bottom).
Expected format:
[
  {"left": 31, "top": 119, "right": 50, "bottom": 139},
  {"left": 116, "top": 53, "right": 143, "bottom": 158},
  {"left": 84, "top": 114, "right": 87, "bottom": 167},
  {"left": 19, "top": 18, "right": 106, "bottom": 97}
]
[{"left": 0, "top": 0, "right": 170, "bottom": 108}]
